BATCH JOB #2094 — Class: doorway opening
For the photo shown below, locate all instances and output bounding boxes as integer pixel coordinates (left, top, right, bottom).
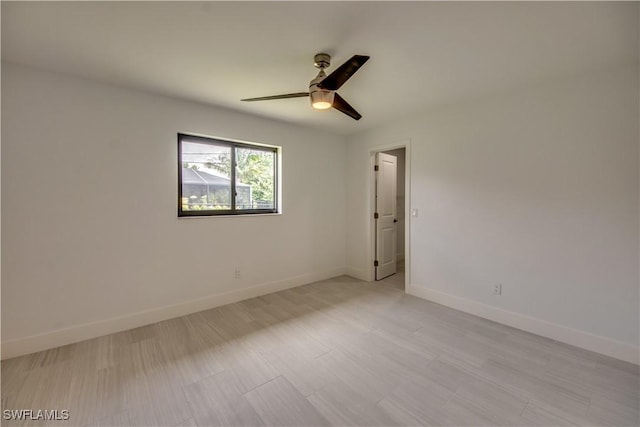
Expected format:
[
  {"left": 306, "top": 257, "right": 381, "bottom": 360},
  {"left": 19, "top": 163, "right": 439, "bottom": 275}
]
[{"left": 370, "top": 143, "right": 409, "bottom": 290}]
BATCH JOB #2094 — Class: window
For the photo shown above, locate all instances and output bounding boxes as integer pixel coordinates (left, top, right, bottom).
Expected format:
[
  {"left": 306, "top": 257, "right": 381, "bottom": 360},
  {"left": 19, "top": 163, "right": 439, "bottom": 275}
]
[{"left": 178, "top": 133, "right": 278, "bottom": 216}]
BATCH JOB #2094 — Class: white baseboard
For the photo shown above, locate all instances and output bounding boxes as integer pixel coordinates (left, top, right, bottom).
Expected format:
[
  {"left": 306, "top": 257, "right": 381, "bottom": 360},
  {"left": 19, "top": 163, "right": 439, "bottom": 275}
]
[
  {"left": 1, "top": 267, "right": 346, "bottom": 360},
  {"left": 406, "top": 283, "right": 639, "bottom": 365}
]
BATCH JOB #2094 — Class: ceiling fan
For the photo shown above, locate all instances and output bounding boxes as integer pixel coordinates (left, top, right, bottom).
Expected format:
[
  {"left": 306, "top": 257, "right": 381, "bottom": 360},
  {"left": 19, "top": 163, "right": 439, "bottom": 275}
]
[{"left": 241, "top": 53, "right": 370, "bottom": 120}]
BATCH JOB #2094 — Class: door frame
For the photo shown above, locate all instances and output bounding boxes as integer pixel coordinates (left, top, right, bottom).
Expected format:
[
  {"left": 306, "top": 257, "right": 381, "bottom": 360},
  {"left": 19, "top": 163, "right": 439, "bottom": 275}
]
[{"left": 367, "top": 139, "right": 411, "bottom": 287}]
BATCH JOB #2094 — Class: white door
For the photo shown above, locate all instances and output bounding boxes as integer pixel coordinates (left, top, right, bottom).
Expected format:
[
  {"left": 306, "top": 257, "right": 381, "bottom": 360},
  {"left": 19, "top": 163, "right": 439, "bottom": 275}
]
[{"left": 375, "top": 152, "right": 397, "bottom": 280}]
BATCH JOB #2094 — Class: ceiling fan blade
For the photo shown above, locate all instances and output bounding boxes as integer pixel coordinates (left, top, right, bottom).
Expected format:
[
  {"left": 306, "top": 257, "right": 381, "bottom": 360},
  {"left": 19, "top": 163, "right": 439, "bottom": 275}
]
[
  {"left": 241, "top": 92, "right": 309, "bottom": 102},
  {"left": 317, "top": 55, "right": 370, "bottom": 91},
  {"left": 332, "top": 93, "right": 362, "bottom": 120}
]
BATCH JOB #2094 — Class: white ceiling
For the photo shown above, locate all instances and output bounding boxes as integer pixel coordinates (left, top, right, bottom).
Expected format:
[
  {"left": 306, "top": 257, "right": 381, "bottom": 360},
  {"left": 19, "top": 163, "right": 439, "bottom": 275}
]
[{"left": 2, "top": 1, "right": 638, "bottom": 135}]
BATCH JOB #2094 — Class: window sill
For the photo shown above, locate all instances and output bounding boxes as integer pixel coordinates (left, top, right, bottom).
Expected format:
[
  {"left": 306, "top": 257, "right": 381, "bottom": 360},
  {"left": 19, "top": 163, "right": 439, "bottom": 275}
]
[{"left": 178, "top": 212, "right": 283, "bottom": 219}]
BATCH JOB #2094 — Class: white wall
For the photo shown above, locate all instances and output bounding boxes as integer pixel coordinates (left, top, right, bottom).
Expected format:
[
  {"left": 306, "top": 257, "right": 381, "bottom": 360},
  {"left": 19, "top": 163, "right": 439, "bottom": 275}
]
[
  {"left": 347, "top": 65, "right": 639, "bottom": 361},
  {"left": 1, "top": 62, "right": 347, "bottom": 357},
  {"left": 3, "top": 61, "right": 638, "bottom": 363}
]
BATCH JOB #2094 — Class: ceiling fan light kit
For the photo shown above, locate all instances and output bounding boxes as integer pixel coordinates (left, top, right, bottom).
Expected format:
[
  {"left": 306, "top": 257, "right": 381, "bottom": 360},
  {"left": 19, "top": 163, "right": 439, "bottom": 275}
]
[{"left": 241, "top": 53, "right": 369, "bottom": 120}]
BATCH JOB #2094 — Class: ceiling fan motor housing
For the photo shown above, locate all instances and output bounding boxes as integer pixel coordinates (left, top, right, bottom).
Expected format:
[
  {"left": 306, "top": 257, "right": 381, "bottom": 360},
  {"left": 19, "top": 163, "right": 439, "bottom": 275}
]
[{"left": 309, "top": 69, "right": 334, "bottom": 109}]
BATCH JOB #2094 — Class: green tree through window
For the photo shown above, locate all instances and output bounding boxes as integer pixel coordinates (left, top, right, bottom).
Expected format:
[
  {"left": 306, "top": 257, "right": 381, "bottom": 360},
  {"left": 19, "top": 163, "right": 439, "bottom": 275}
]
[{"left": 205, "top": 148, "right": 274, "bottom": 207}]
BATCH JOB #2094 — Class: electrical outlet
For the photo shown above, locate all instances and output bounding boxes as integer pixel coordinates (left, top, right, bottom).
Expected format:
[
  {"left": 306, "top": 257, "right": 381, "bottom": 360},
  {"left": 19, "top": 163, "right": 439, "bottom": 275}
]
[
  {"left": 493, "top": 283, "right": 502, "bottom": 295},
  {"left": 234, "top": 268, "right": 241, "bottom": 279}
]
